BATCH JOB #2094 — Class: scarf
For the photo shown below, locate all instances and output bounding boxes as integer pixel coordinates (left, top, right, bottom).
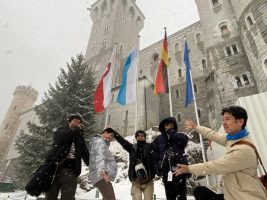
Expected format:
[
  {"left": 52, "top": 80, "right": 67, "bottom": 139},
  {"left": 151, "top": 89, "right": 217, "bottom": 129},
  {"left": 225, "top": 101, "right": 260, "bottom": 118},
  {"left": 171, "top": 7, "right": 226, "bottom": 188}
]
[{"left": 226, "top": 128, "right": 249, "bottom": 140}]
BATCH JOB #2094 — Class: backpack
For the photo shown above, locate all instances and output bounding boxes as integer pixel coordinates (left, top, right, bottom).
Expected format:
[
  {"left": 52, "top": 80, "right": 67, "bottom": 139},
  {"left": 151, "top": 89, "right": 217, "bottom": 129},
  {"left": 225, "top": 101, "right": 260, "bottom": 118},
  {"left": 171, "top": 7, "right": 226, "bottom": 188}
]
[
  {"left": 133, "top": 144, "right": 149, "bottom": 184},
  {"left": 232, "top": 141, "right": 267, "bottom": 191}
]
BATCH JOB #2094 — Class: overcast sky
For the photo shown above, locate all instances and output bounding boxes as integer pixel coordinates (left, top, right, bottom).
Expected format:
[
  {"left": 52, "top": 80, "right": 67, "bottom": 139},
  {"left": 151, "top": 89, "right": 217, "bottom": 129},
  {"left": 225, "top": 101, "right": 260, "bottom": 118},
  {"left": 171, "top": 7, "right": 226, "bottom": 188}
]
[{"left": 0, "top": 0, "right": 199, "bottom": 122}]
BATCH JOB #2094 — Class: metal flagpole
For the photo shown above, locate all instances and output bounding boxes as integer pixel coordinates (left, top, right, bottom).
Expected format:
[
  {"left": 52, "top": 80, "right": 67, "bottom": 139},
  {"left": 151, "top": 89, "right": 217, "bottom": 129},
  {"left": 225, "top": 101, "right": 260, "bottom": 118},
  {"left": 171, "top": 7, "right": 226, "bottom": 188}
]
[
  {"left": 164, "top": 27, "right": 173, "bottom": 117},
  {"left": 135, "top": 37, "right": 141, "bottom": 132},
  {"left": 104, "top": 44, "right": 117, "bottom": 129}
]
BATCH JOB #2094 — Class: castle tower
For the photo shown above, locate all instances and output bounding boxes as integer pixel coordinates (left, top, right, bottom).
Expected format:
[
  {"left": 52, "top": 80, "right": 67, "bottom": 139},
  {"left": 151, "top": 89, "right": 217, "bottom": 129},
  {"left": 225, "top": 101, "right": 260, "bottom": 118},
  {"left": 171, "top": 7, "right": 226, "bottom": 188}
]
[
  {"left": 84, "top": 0, "right": 146, "bottom": 135},
  {"left": 194, "top": 0, "right": 258, "bottom": 129},
  {"left": 229, "top": 0, "right": 267, "bottom": 92},
  {"left": 0, "top": 86, "right": 38, "bottom": 160}
]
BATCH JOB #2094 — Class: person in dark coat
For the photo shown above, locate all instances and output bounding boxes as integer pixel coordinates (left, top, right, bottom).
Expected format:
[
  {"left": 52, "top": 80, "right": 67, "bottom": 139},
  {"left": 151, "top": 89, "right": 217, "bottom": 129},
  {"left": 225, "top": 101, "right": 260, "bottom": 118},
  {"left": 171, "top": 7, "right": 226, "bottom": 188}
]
[
  {"left": 114, "top": 129, "right": 155, "bottom": 200},
  {"left": 153, "top": 117, "right": 189, "bottom": 200},
  {"left": 44, "top": 114, "right": 90, "bottom": 200}
]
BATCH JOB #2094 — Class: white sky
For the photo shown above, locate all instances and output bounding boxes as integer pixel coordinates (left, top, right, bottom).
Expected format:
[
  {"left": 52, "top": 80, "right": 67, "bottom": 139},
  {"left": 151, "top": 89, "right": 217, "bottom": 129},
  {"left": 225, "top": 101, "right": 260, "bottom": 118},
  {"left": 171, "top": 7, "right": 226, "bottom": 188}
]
[{"left": 0, "top": 0, "right": 199, "bottom": 122}]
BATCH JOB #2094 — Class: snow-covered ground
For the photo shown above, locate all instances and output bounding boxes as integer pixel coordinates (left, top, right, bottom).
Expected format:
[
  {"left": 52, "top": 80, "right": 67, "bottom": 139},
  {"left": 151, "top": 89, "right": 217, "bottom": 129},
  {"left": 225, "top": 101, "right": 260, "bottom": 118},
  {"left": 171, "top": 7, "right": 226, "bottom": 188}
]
[{"left": 0, "top": 129, "right": 197, "bottom": 200}]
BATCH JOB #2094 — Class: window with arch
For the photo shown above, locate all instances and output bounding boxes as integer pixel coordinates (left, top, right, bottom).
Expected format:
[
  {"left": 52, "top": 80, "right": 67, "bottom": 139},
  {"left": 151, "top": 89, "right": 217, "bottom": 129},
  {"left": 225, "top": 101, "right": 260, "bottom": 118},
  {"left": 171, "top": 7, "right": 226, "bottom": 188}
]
[
  {"left": 197, "top": 109, "right": 201, "bottom": 118},
  {"left": 194, "top": 84, "right": 198, "bottom": 93},
  {"left": 178, "top": 68, "right": 182, "bottom": 77},
  {"left": 5, "top": 123, "right": 9, "bottom": 130},
  {"left": 235, "top": 76, "right": 242, "bottom": 87},
  {"left": 175, "top": 43, "right": 180, "bottom": 53},
  {"left": 247, "top": 16, "right": 253, "bottom": 26},
  {"left": 101, "top": 40, "right": 107, "bottom": 49},
  {"left": 211, "top": 0, "right": 219, "bottom": 6},
  {"left": 177, "top": 113, "right": 181, "bottom": 122},
  {"left": 125, "top": 110, "right": 128, "bottom": 119},
  {"left": 175, "top": 90, "right": 180, "bottom": 99},
  {"left": 264, "top": 59, "right": 267, "bottom": 74},
  {"left": 152, "top": 53, "right": 159, "bottom": 68},
  {"left": 129, "top": 7, "right": 135, "bottom": 19},
  {"left": 219, "top": 22, "right": 229, "bottom": 35},
  {"left": 242, "top": 74, "right": 250, "bottom": 85},
  {"left": 196, "top": 33, "right": 201, "bottom": 43},
  {"left": 202, "top": 59, "right": 206, "bottom": 69},
  {"left": 101, "top": 1, "right": 107, "bottom": 16}
]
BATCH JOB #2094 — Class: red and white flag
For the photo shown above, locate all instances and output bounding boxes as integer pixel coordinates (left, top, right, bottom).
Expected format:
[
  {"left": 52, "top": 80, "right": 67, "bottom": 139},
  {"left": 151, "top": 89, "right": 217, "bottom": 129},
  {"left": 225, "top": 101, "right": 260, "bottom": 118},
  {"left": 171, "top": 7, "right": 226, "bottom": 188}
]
[{"left": 94, "top": 49, "right": 116, "bottom": 112}]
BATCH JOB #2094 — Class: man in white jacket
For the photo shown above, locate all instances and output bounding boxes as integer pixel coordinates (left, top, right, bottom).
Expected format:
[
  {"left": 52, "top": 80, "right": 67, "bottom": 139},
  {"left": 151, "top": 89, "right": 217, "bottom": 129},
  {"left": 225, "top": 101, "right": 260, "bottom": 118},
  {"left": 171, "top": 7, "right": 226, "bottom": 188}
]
[
  {"left": 173, "top": 106, "right": 267, "bottom": 200},
  {"left": 89, "top": 128, "right": 117, "bottom": 200}
]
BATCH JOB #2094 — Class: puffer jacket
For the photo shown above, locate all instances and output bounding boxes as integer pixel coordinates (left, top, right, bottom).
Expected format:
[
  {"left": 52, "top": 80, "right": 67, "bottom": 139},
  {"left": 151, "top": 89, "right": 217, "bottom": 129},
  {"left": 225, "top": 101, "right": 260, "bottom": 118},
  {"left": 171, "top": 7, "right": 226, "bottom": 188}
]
[
  {"left": 189, "top": 126, "right": 267, "bottom": 200},
  {"left": 89, "top": 135, "right": 117, "bottom": 185}
]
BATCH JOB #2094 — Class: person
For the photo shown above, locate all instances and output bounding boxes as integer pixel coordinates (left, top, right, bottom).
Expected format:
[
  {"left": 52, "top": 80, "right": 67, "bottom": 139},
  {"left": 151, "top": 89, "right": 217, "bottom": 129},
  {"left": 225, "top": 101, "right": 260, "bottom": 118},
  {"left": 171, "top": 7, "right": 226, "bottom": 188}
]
[
  {"left": 173, "top": 105, "right": 267, "bottom": 200},
  {"left": 45, "top": 114, "right": 90, "bottom": 200},
  {"left": 153, "top": 117, "right": 189, "bottom": 200},
  {"left": 113, "top": 130, "right": 155, "bottom": 200},
  {"left": 89, "top": 128, "right": 117, "bottom": 200}
]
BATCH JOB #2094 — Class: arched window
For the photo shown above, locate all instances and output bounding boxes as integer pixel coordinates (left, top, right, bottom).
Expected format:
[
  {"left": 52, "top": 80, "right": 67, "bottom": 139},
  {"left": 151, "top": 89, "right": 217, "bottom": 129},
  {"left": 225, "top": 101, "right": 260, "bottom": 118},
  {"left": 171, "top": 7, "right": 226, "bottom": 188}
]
[
  {"left": 202, "top": 59, "right": 206, "bottom": 69},
  {"left": 242, "top": 74, "right": 250, "bottom": 85},
  {"left": 101, "top": 1, "right": 107, "bottom": 16},
  {"left": 175, "top": 43, "right": 180, "bottom": 53},
  {"left": 152, "top": 53, "right": 159, "bottom": 68},
  {"left": 177, "top": 113, "right": 181, "bottom": 122},
  {"left": 175, "top": 90, "right": 180, "bottom": 99},
  {"left": 194, "top": 84, "right": 198, "bottom": 93},
  {"left": 178, "top": 69, "right": 182, "bottom": 77},
  {"left": 247, "top": 16, "right": 253, "bottom": 26},
  {"left": 220, "top": 22, "right": 229, "bottom": 35},
  {"left": 197, "top": 109, "right": 201, "bottom": 118},
  {"left": 212, "top": 0, "right": 219, "bottom": 6},
  {"left": 5, "top": 123, "right": 9, "bottom": 130},
  {"left": 196, "top": 33, "right": 201, "bottom": 43},
  {"left": 235, "top": 76, "right": 242, "bottom": 87}
]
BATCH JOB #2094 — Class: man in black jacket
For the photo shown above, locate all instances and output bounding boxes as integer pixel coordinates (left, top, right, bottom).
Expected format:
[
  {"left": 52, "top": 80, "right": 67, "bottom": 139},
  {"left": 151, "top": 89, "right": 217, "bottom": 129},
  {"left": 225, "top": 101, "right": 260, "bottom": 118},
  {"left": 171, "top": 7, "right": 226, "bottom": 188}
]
[
  {"left": 153, "top": 117, "right": 189, "bottom": 200},
  {"left": 44, "top": 114, "right": 89, "bottom": 200},
  {"left": 114, "top": 130, "right": 155, "bottom": 200}
]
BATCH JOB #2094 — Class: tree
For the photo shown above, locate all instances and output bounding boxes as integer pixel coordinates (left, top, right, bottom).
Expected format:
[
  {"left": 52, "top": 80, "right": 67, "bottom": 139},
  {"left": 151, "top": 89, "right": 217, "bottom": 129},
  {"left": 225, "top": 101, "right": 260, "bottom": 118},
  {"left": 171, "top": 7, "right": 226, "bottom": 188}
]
[{"left": 14, "top": 53, "right": 96, "bottom": 188}]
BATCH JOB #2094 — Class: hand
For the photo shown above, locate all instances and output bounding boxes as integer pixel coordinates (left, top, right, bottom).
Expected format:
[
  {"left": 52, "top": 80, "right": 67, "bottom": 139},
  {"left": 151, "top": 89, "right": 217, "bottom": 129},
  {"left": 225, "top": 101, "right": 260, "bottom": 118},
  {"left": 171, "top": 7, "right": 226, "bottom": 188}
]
[
  {"left": 184, "top": 120, "right": 197, "bottom": 131},
  {"left": 101, "top": 171, "right": 110, "bottom": 182},
  {"left": 173, "top": 164, "right": 189, "bottom": 176}
]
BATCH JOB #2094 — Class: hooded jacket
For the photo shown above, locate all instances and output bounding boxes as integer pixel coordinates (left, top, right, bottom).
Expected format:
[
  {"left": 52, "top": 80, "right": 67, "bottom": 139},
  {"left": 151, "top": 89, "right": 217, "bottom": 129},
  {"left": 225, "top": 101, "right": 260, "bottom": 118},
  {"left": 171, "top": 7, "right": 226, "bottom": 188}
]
[
  {"left": 153, "top": 117, "right": 188, "bottom": 176},
  {"left": 89, "top": 135, "right": 118, "bottom": 185},
  {"left": 114, "top": 132, "right": 155, "bottom": 182},
  {"left": 189, "top": 126, "right": 267, "bottom": 200}
]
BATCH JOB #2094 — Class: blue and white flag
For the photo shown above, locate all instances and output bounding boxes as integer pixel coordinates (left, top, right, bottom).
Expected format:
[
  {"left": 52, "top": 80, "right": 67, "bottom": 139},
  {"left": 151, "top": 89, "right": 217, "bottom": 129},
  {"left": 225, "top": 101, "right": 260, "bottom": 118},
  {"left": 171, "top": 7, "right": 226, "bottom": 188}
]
[
  {"left": 117, "top": 48, "right": 138, "bottom": 105},
  {"left": 184, "top": 40, "right": 194, "bottom": 108}
]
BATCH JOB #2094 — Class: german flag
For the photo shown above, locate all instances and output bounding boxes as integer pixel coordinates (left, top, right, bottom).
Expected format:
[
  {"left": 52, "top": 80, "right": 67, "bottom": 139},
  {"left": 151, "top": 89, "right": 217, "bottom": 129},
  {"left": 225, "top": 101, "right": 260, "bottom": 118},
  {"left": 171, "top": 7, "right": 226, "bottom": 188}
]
[{"left": 154, "top": 29, "right": 169, "bottom": 94}]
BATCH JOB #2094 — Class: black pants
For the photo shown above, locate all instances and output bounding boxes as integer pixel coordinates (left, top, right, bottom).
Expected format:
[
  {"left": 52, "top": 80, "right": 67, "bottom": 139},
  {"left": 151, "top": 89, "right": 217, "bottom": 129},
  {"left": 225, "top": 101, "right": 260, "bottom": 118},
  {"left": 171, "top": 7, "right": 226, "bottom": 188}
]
[
  {"left": 163, "top": 176, "right": 187, "bottom": 200},
  {"left": 193, "top": 186, "right": 224, "bottom": 200}
]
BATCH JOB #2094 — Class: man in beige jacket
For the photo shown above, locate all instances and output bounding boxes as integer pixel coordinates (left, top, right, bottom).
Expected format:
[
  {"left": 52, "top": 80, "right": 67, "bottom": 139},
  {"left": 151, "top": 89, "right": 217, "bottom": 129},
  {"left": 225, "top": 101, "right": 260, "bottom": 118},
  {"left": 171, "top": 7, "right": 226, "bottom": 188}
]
[{"left": 173, "top": 106, "right": 267, "bottom": 200}]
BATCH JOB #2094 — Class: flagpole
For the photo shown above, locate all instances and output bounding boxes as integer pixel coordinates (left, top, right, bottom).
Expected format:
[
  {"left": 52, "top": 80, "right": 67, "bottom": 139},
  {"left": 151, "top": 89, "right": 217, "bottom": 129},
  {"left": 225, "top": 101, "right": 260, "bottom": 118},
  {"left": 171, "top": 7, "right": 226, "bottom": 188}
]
[
  {"left": 135, "top": 37, "right": 141, "bottom": 132},
  {"left": 164, "top": 27, "right": 173, "bottom": 117},
  {"left": 104, "top": 44, "right": 117, "bottom": 128},
  {"left": 184, "top": 36, "right": 209, "bottom": 185}
]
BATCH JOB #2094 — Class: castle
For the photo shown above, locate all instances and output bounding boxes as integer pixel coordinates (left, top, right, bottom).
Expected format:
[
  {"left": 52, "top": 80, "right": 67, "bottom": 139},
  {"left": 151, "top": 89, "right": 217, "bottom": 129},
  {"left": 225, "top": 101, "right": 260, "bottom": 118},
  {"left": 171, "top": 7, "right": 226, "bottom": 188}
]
[{"left": 1, "top": 0, "right": 267, "bottom": 183}]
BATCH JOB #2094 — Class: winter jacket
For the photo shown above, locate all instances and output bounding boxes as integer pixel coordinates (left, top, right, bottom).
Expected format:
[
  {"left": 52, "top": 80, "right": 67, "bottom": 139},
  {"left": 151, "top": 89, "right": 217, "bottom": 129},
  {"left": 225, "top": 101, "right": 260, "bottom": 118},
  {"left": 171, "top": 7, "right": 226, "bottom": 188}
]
[
  {"left": 189, "top": 126, "right": 267, "bottom": 200},
  {"left": 114, "top": 132, "right": 155, "bottom": 182},
  {"left": 153, "top": 117, "right": 188, "bottom": 177},
  {"left": 45, "top": 125, "right": 90, "bottom": 177},
  {"left": 89, "top": 135, "right": 118, "bottom": 185}
]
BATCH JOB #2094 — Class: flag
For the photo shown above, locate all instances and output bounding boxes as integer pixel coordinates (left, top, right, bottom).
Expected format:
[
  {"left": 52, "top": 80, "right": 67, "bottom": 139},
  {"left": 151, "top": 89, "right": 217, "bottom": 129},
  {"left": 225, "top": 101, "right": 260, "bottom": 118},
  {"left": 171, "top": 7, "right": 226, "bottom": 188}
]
[
  {"left": 94, "top": 49, "right": 116, "bottom": 112},
  {"left": 184, "top": 39, "right": 194, "bottom": 107},
  {"left": 154, "top": 30, "right": 169, "bottom": 94},
  {"left": 117, "top": 48, "right": 138, "bottom": 105}
]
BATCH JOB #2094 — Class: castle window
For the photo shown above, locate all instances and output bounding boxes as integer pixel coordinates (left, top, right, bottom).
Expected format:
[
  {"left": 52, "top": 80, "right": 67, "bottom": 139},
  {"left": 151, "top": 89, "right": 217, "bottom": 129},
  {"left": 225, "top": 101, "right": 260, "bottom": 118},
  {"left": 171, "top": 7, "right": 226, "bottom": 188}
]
[
  {"left": 212, "top": 0, "right": 219, "bottom": 6},
  {"left": 139, "top": 69, "right": 143, "bottom": 76},
  {"left": 152, "top": 53, "right": 159, "bottom": 68},
  {"left": 5, "top": 123, "right": 9, "bottom": 130},
  {"left": 196, "top": 33, "right": 201, "bottom": 43},
  {"left": 129, "top": 7, "right": 135, "bottom": 19},
  {"left": 108, "top": 115, "right": 111, "bottom": 125},
  {"left": 264, "top": 59, "right": 267, "bottom": 74},
  {"left": 202, "top": 59, "right": 206, "bottom": 69},
  {"left": 235, "top": 76, "right": 242, "bottom": 87},
  {"left": 104, "top": 26, "right": 109, "bottom": 33},
  {"left": 219, "top": 22, "right": 229, "bottom": 35},
  {"left": 231, "top": 44, "right": 238, "bottom": 54},
  {"left": 247, "top": 16, "right": 253, "bottom": 26},
  {"left": 197, "top": 109, "right": 201, "bottom": 118},
  {"left": 178, "top": 68, "right": 182, "bottom": 77},
  {"left": 242, "top": 74, "right": 250, "bottom": 85},
  {"left": 125, "top": 110, "right": 128, "bottom": 119},
  {"left": 194, "top": 84, "right": 198, "bottom": 93},
  {"left": 101, "top": 40, "right": 107, "bottom": 49},
  {"left": 175, "top": 43, "right": 180, "bottom": 53},
  {"left": 225, "top": 46, "right": 231, "bottom": 56},
  {"left": 175, "top": 90, "right": 180, "bottom": 99},
  {"left": 177, "top": 113, "right": 181, "bottom": 122},
  {"left": 101, "top": 1, "right": 108, "bottom": 16}
]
